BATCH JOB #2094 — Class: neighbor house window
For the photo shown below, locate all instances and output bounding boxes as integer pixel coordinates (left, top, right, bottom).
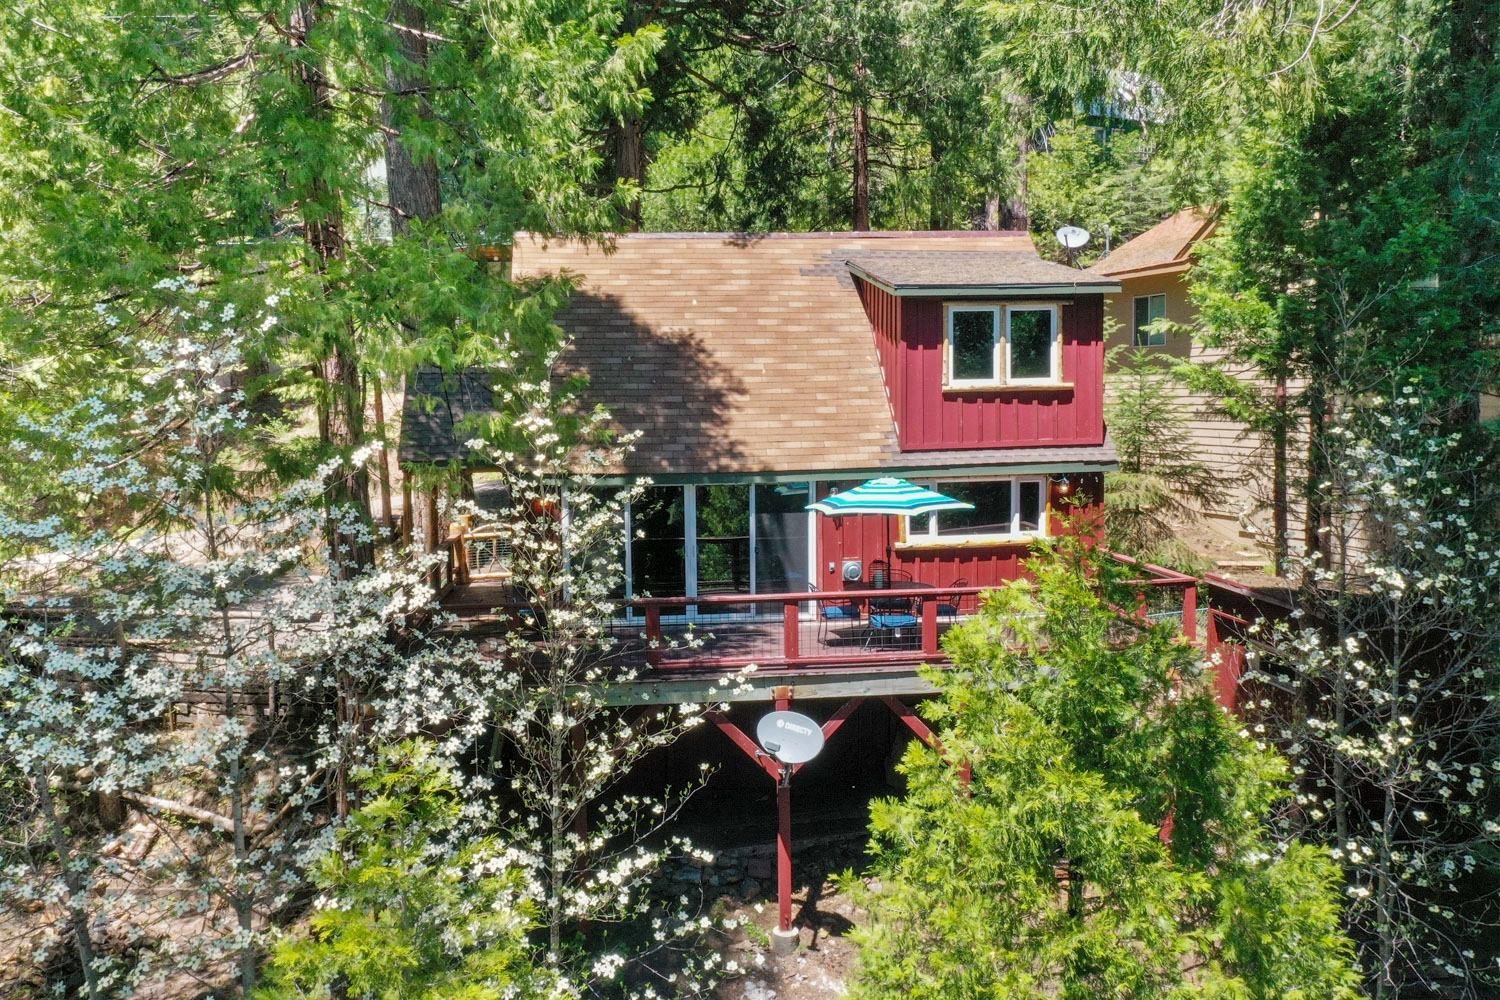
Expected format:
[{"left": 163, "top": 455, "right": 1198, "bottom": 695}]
[
  {"left": 1132, "top": 294, "right": 1167, "bottom": 346},
  {"left": 946, "top": 305, "right": 1001, "bottom": 385},
  {"left": 906, "top": 477, "right": 1047, "bottom": 543},
  {"left": 1006, "top": 305, "right": 1059, "bottom": 382}
]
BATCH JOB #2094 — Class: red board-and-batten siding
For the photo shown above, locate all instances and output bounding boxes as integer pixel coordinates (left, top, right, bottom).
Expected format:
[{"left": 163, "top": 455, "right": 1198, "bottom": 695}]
[
  {"left": 812, "top": 477, "right": 1105, "bottom": 591},
  {"left": 856, "top": 278, "right": 1106, "bottom": 451}
]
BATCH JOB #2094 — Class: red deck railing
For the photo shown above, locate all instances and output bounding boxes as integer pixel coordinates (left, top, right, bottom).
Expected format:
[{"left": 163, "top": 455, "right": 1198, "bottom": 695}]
[{"left": 439, "top": 548, "right": 1205, "bottom": 676}]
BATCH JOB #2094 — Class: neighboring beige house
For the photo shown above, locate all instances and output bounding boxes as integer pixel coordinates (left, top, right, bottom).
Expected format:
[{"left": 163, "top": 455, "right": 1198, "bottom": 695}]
[{"left": 1094, "top": 209, "right": 1300, "bottom": 551}]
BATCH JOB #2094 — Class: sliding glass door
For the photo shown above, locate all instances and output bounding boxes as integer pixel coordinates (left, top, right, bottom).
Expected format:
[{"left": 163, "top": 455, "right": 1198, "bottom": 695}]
[
  {"left": 753, "top": 484, "right": 811, "bottom": 609},
  {"left": 621, "top": 481, "right": 811, "bottom": 620}
]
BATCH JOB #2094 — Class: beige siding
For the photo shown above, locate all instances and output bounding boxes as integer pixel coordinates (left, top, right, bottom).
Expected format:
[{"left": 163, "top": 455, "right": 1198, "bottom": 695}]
[
  {"left": 1104, "top": 271, "right": 1312, "bottom": 550},
  {"left": 1482, "top": 393, "right": 1499, "bottom": 422}
]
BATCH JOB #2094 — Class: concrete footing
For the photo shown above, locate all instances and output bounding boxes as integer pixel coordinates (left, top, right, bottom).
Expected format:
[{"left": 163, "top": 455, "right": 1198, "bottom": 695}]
[{"left": 770, "top": 926, "right": 799, "bottom": 956}]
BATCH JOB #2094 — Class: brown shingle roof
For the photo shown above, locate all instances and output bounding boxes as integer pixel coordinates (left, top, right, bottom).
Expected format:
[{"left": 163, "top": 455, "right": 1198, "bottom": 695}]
[
  {"left": 845, "top": 251, "right": 1119, "bottom": 294},
  {"left": 1092, "top": 209, "right": 1215, "bottom": 277},
  {"left": 400, "top": 230, "right": 1116, "bottom": 476}
]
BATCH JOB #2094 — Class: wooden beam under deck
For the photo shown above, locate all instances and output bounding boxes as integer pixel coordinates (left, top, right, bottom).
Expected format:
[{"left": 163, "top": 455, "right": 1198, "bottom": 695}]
[{"left": 593, "top": 661, "right": 942, "bottom": 706}]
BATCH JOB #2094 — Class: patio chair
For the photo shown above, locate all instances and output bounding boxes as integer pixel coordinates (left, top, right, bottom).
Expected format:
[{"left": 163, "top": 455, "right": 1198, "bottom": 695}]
[
  {"left": 864, "top": 571, "right": 918, "bottom": 648},
  {"left": 865, "top": 605, "right": 919, "bottom": 648},
  {"left": 810, "top": 582, "right": 862, "bottom": 644},
  {"left": 938, "top": 578, "right": 969, "bottom": 622}
]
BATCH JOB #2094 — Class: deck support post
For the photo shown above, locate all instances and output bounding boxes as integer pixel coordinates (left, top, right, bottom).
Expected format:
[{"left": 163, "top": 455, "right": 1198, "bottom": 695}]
[
  {"left": 1181, "top": 584, "right": 1198, "bottom": 642},
  {"left": 783, "top": 603, "right": 800, "bottom": 661},
  {"left": 773, "top": 770, "right": 796, "bottom": 953},
  {"left": 920, "top": 596, "right": 938, "bottom": 655},
  {"left": 645, "top": 606, "right": 662, "bottom": 668}
]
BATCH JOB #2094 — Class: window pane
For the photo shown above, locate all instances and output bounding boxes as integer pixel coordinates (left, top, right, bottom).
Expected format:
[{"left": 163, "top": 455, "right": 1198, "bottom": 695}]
[
  {"left": 753, "top": 483, "right": 810, "bottom": 605},
  {"left": 935, "top": 481, "right": 1013, "bottom": 536},
  {"left": 1008, "top": 309, "right": 1054, "bottom": 380},
  {"left": 1133, "top": 296, "right": 1151, "bottom": 346},
  {"left": 1134, "top": 295, "right": 1166, "bottom": 346},
  {"left": 696, "top": 485, "right": 751, "bottom": 614},
  {"left": 951, "top": 310, "right": 997, "bottom": 381},
  {"left": 1018, "top": 480, "right": 1043, "bottom": 533},
  {"left": 630, "top": 486, "right": 687, "bottom": 598}
]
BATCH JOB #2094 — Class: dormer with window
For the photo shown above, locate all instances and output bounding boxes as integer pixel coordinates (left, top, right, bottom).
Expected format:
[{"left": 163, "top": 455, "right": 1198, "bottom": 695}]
[{"left": 847, "top": 250, "right": 1119, "bottom": 451}]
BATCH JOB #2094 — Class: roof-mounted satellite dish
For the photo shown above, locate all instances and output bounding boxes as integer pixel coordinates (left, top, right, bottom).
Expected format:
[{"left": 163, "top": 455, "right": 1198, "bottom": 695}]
[
  {"left": 1055, "top": 225, "right": 1091, "bottom": 250},
  {"left": 756, "top": 710, "right": 825, "bottom": 766}
]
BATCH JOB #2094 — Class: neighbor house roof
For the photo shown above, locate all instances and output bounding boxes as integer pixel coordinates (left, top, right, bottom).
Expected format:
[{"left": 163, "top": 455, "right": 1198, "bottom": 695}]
[
  {"left": 1092, "top": 209, "right": 1215, "bottom": 279},
  {"left": 399, "top": 231, "right": 1117, "bottom": 477},
  {"left": 399, "top": 367, "right": 497, "bottom": 467}
]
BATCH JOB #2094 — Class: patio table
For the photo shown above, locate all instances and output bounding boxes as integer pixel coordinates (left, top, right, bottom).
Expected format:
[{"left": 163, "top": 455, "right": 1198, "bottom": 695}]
[{"left": 867, "top": 578, "right": 936, "bottom": 612}]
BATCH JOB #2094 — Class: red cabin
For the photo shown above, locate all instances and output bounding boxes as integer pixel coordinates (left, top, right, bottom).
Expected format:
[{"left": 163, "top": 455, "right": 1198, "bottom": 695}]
[{"left": 399, "top": 230, "right": 1148, "bottom": 674}]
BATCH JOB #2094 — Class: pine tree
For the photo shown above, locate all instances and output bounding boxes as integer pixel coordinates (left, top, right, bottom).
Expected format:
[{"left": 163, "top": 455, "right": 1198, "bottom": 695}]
[
  {"left": 1105, "top": 347, "right": 1226, "bottom": 569},
  {"left": 842, "top": 539, "right": 1360, "bottom": 998}
]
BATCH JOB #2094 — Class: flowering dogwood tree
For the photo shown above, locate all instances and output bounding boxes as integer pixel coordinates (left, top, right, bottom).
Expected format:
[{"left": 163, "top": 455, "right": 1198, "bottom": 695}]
[
  {"left": 1245, "top": 384, "right": 1500, "bottom": 997},
  {"left": 0, "top": 283, "right": 442, "bottom": 995},
  {"left": 380, "top": 369, "right": 751, "bottom": 996}
]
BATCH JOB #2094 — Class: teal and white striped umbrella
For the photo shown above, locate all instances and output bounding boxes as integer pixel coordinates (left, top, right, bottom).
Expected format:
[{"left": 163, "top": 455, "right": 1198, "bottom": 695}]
[{"left": 805, "top": 478, "right": 974, "bottom": 517}]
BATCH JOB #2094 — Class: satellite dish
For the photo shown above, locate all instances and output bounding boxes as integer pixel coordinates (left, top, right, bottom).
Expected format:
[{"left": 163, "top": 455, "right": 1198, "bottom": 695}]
[
  {"left": 1056, "top": 226, "right": 1091, "bottom": 250},
  {"left": 756, "top": 711, "right": 825, "bottom": 765}
]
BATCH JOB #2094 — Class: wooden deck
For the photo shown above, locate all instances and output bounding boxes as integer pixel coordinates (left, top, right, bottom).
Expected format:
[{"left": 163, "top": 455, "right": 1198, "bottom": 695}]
[{"left": 435, "top": 557, "right": 1206, "bottom": 705}]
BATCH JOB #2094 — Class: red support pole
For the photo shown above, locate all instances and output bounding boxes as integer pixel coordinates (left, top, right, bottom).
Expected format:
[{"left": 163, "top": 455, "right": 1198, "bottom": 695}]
[
  {"left": 645, "top": 605, "right": 662, "bottom": 668},
  {"left": 920, "top": 595, "right": 939, "bottom": 655},
  {"left": 1182, "top": 583, "right": 1198, "bottom": 643},
  {"left": 776, "top": 775, "right": 793, "bottom": 934},
  {"left": 783, "top": 601, "right": 799, "bottom": 661}
]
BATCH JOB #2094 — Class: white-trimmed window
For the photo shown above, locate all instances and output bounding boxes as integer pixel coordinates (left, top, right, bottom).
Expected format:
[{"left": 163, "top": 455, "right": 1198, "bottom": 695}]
[
  {"left": 945, "top": 303, "right": 1061, "bottom": 386},
  {"left": 905, "top": 477, "right": 1048, "bottom": 543},
  {"left": 945, "top": 305, "right": 1001, "bottom": 385},
  {"left": 1132, "top": 294, "right": 1167, "bottom": 346},
  {"left": 1005, "top": 305, "right": 1059, "bottom": 382}
]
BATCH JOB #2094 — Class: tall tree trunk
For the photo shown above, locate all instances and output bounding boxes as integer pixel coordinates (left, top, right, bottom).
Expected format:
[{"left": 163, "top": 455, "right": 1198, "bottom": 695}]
[
  {"left": 382, "top": 0, "right": 441, "bottom": 235},
  {"left": 851, "top": 63, "right": 870, "bottom": 231},
  {"left": 202, "top": 486, "right": 258, "bottom": 996},
  {"left": 380, "top": 1, "right": 440, "bottom": 540},
  {"left": 927, "top": 138, "right": 947, "bottom": 230},
  {"left": 34, "top": 772, "right": 101, "bottom": 999},
  {"left": 610, "top": 111, "right": 646, "bottom": 231},
  {"left": 290, "top": 0, "right": 375, "bottom": 575},
  {"left": 999, "top": 127, "right": 1031, "bottom": 230},
  {"left": 1271, "top": 375, "right": 1290, "bottom": 576}
]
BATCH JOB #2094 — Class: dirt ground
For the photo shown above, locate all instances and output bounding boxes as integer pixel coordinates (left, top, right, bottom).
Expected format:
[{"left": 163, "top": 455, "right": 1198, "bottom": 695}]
[
  {"left": 701, "top": 829, "right": 872, "bottom": 1000},
  {"left": 715, "top": 874, "right": 863, "bottom": 999}
]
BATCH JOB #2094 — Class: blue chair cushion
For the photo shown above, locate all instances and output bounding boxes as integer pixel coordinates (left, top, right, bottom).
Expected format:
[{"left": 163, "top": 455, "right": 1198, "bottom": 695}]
[
  {"left": 821, "top": 603, "right": 860, "bottom": 620},
  {"left": 938, "top": 603, "right": 959, "bottom": 617},
  {"left": 870, "top": 613, "right": 918, "bottom": 629}
]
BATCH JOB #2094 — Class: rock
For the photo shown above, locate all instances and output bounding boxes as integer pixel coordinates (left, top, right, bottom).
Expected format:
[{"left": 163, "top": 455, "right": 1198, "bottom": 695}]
[
  {"left": 747, "top": 857, "right": 775, "bottom": 880},
  {"left": 738, "top": 878, "right": 762, "bottom": 899}
]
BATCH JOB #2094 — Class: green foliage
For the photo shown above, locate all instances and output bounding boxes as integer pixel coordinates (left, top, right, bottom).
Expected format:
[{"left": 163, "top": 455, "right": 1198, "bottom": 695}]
[
  {"left": 255, "top": 741, "right": 559, "bottom": 1000},
  {"left": 0, "top": 0, "right": 659, "bottom": 514},
  {"left": 1027, "top": 123, "right": 1186, "bottom": 264},
  {"left": 637, "top": 0, "right": 1018, "bottom": 232},
  {"left": 842, "top": 539, "right": 1360, "bottom": 999},
  {"left": 1105, "top": 346, "right": 1226, "bottom": 570}
]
